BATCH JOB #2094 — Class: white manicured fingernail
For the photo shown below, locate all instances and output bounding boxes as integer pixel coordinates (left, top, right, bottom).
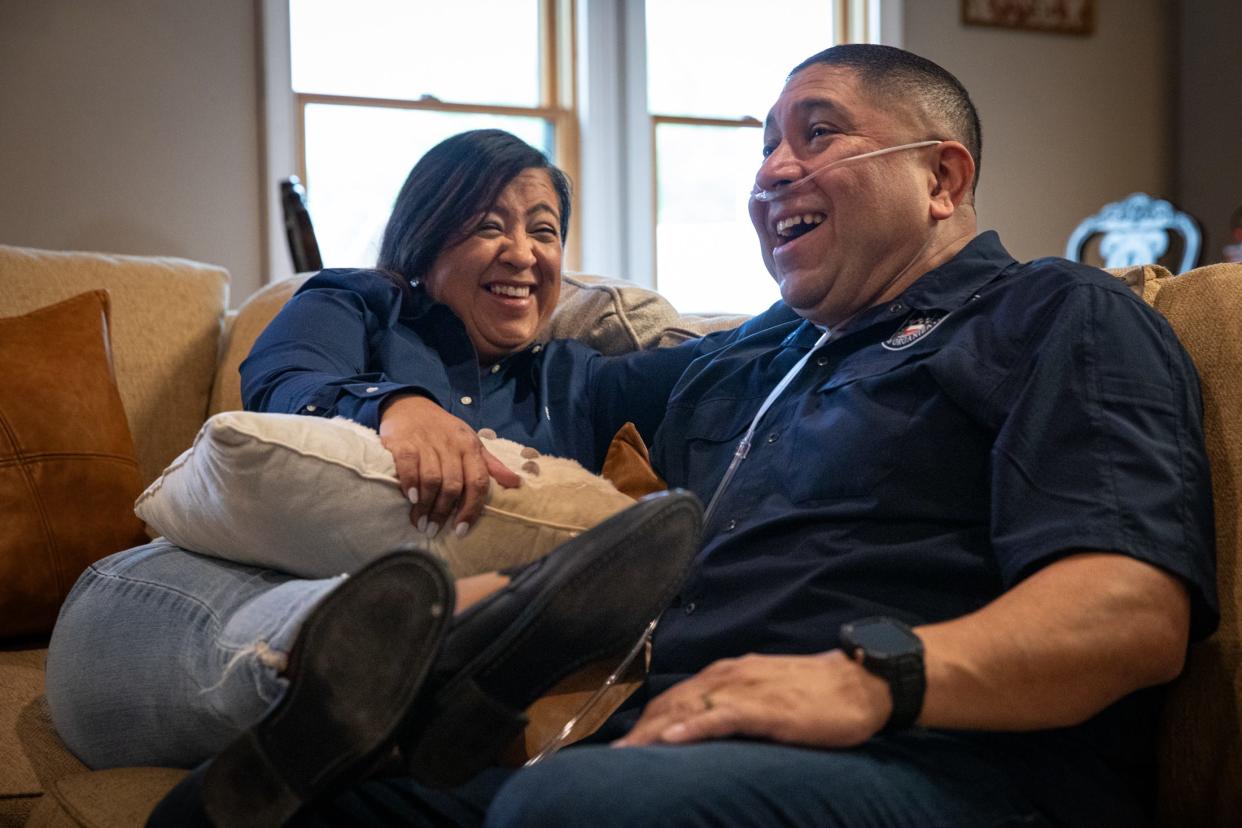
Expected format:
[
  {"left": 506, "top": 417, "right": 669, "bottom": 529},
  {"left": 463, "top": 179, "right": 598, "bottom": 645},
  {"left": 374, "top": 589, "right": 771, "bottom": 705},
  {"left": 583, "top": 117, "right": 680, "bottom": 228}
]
[
  {"left": 454, "top": 522, "right": 469, "bottom": 538},
  {"left": 427, "top": 522, "right": 440, "bottom": 537},
  {"left": 416, "top": 516, "right": 428, "bottom": 533},
  {"left": 407, "top": 489, "right": 419, "bottom": 505}
]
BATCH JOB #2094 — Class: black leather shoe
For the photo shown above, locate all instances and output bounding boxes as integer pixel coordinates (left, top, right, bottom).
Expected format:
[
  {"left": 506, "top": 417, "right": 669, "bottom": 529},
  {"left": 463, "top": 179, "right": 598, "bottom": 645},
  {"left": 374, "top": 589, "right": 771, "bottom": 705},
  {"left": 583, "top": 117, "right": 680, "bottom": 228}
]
[
  {"left": 147, "top": 551, "right": 455, "bottom": 828},
  {"left": 400, "top": 489, "right": 703, "bottom": 788}
]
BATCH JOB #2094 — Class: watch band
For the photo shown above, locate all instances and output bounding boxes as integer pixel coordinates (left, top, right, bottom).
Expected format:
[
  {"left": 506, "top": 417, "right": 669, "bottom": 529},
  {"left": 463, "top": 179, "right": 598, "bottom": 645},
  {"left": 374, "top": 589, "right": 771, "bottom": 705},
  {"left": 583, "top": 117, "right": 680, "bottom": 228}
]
[
  {"left": 878, "top": 651, "right": 925, "bottom": 731},
  {"left": 840, "top": 617, "right": 926, "bottom": 732}
]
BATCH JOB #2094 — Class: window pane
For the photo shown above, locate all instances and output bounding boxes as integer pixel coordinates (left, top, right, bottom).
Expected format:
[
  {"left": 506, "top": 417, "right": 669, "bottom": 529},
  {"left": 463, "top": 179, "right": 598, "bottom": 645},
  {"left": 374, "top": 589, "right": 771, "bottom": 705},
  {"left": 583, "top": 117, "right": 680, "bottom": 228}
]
[
  {"left": 655, "top": 123, "right": 779, "bottom": 314},
  {"left": 303, "top": 104, "right": 551, "bottom": 269},
  {"left": 646, "top": 0, "right": 836, "bottom": 119},
  {"left": 291, "top": 0, "right": 542, "bottom": 107}
]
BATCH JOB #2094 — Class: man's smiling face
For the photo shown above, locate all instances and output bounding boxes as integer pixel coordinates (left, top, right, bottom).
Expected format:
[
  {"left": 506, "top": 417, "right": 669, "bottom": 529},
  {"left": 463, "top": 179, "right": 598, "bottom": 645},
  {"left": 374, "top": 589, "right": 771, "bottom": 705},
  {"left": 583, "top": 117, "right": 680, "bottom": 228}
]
[{"left": 748, "top": 64, "right": 942, "bottom": 328}]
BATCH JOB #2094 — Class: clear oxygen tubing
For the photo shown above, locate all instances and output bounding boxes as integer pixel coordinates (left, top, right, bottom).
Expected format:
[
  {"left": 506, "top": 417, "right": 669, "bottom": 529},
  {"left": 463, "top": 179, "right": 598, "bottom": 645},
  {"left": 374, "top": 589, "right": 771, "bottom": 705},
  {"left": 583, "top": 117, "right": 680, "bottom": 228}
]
[
  {"left": 523, "top": 331, "right": 831, "bottom": 765},
  {"left": 700, "top": 329, "right": 831, "bottom": 528},
  {"left": 750, "top": 140, "right": 942, "bottom": 202},
  {"left": 524, "top": 619, "right": 657, "bottom": 765},
  {"left": 523, "top": 332, "right": 831, "bottom": 765}
]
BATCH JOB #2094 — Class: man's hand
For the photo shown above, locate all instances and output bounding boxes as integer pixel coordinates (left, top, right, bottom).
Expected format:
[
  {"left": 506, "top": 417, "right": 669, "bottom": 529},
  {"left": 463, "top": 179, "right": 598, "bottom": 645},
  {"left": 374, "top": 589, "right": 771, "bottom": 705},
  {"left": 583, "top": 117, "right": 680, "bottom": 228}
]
[
  {"left": 379, "top": 395, "right": 520, "bottom": 537},
  {"left": 613, "top": 650, "right": 891, "bottom": 749},
  {"left": 614, "top": 554, "right": 1189, "bottom": 750}
]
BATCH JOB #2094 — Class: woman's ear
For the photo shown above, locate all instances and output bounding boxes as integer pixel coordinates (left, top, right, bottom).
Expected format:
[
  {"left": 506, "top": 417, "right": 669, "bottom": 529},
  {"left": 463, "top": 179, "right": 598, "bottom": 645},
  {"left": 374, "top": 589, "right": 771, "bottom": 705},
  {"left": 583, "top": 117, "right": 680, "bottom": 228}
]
[{"left": 928, "top": 141, "right": 975, "bottom": 221}]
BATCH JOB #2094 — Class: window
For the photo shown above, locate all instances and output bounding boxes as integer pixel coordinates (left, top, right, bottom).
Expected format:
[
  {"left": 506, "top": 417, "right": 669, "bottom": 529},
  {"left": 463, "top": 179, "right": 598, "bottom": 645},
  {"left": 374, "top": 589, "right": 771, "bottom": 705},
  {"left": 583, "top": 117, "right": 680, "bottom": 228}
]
[
  {"left": 288, "top": 0, "right": 575, "bottom": 271},
  {"left": 643, "top": 0, "right": 852, "bottom": 312},
  {"left": 269, "top": 0, "right": 886, "bottom": 312}
]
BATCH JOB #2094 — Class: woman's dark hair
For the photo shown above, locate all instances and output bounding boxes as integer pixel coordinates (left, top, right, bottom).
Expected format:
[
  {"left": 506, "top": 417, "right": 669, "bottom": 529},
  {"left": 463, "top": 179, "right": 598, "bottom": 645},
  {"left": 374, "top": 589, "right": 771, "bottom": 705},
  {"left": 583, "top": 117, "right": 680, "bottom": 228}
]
[{"left": 376, "top": 129, "right": 572, "bottom": 285}]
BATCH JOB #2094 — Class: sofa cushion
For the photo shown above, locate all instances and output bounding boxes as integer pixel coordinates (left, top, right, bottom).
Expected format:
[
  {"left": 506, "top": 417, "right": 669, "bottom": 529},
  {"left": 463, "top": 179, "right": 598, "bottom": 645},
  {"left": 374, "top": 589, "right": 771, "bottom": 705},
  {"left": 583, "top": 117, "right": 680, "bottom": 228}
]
[
  {"left": 0, "top": 648, "right": 49, "bottom": 822},
  {"left": 1148, "top": 263, "right": 1242, "bottom": 825},
  {"left": 25, "top": 767, "right": 186, "bottom": 828},
  {"left": 209, "top": 275, "right": 307, "bottom": 416},
  {"left": 0, "top": 245, "right": 229, "bottom": 487},
  {"left": 0, "top": 293, "right": 149, "bottom": 639},
  {"left": 134, "top": 412, "right": 636, "bottom": 579}
]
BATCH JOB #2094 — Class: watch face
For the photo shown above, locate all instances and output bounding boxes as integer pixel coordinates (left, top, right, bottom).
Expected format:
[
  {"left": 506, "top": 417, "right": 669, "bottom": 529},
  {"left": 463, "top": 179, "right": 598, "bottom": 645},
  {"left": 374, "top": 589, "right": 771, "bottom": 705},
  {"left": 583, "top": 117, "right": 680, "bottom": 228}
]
[{"left": 849, "top": 618, "right": 921, "bottom": 656}]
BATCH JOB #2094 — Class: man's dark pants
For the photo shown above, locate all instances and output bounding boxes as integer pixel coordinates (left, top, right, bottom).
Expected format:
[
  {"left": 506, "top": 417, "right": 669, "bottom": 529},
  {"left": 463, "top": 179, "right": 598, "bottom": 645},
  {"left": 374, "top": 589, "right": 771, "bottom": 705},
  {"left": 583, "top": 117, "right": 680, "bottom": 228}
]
[{"left": 302, "top": 728, "right": 1147, "bottom": 827}]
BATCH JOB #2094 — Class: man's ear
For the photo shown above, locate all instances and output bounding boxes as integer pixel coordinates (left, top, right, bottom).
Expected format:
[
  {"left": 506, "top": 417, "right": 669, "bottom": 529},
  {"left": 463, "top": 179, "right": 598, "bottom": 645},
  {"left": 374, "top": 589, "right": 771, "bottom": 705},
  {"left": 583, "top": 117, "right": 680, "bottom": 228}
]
[{"left": 927, "top": 141, "right": 975, "bottom": 221}]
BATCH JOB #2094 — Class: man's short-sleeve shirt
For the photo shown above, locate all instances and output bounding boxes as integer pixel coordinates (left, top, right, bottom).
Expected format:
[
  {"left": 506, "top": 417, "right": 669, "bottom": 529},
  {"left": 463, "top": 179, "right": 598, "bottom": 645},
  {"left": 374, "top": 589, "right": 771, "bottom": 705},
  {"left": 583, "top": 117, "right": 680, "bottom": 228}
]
[{"left": 646, "top": 232, "right": 1217, "bottom": 760}]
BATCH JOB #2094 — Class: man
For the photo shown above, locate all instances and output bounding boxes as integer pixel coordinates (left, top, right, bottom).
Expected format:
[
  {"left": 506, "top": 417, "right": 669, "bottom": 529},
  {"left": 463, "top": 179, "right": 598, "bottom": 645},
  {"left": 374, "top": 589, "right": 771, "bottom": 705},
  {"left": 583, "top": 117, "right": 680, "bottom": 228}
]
[
  {"left": 474, "top": 45, "right": 1216, "bottom": 825},
  {"left": 157, "top": 44, "right": 1218, "bottom": 825}
]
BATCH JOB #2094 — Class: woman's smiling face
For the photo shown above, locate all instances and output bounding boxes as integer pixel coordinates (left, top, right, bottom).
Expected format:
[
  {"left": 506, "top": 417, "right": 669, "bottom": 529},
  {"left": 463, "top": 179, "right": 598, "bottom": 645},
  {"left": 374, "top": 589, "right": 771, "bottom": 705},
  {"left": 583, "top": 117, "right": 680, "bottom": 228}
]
[{"left": 423, "top": 168, "right": 564, "bottom": 364}]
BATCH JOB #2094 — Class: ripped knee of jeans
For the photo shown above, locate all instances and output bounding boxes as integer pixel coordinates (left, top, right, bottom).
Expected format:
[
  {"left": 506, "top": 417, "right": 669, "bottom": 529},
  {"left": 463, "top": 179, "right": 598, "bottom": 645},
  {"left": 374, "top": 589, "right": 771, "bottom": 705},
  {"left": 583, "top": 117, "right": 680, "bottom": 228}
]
[{"left": 199, "top": 640, "right": 289, "bottom": 696}]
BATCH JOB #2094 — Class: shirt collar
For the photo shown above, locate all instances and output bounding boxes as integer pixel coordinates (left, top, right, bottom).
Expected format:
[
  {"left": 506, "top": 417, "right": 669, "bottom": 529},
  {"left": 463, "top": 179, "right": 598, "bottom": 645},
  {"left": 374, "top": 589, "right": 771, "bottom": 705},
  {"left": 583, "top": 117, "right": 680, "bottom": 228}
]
[
  {"left": 402, "top": 282, "right": 548, "bottom": 367},
  {"left": 400, "top": 281, "right": 438, "bottom": 321},
  {"left": 891, "top": 230, "right": 1016, "bottom": 312},
  {"left": 779, "top": 231, "right": 1016, "bottom": 348}
]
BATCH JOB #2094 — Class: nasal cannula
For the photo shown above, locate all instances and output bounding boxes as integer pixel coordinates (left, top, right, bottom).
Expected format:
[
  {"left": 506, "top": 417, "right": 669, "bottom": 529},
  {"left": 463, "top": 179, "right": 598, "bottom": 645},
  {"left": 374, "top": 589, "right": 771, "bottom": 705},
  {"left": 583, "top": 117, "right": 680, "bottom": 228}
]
[{"left": 751, "top": 140, "right": 942, "bottom": 202}]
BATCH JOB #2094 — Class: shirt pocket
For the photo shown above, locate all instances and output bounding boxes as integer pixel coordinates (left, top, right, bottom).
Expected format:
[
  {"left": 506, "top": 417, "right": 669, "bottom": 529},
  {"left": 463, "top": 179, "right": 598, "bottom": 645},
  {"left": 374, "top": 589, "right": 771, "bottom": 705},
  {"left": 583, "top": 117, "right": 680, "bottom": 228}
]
[
  {"left": 667, "top": 397, "right": 763, "bottom": 499},
  {"left": 785, "top": 357, "right": 925, "bottom": 503}
]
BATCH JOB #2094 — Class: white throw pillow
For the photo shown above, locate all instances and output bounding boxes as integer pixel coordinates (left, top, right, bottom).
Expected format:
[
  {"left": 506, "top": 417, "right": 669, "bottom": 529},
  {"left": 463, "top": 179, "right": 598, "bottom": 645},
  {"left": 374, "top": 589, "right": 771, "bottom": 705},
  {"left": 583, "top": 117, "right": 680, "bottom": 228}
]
[{"left": 134, "top": 412, "right": 636, "bottom": 578}]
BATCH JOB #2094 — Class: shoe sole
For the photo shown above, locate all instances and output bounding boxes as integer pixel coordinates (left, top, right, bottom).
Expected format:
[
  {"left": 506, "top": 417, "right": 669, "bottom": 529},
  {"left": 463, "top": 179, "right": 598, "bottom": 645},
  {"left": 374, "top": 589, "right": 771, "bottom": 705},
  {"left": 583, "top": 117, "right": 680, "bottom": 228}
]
[
  {"left": 404, "top": 491, "right": 702, "bottom": 787},
  {"left": 202, "top": 553, "right": 454, "bottom": 826}
]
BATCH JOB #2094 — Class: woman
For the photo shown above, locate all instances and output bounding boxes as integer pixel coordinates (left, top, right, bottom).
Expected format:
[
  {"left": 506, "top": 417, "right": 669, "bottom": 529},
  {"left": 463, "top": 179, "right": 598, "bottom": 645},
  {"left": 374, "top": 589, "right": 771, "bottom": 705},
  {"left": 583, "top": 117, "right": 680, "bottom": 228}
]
[
  {"left": 241, "top": 129, "right": 696, "bottom": 538},
  {"left": 47, "top": 130, "right": 780, "bottom": 822}
]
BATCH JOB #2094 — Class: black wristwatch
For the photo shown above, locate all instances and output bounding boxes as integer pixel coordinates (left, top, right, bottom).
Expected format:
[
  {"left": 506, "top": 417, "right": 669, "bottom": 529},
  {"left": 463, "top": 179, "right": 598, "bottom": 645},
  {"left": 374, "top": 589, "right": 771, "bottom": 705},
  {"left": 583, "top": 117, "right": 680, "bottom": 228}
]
[{"left": 839, "top": 616, "right": 925, "bottom": 731}]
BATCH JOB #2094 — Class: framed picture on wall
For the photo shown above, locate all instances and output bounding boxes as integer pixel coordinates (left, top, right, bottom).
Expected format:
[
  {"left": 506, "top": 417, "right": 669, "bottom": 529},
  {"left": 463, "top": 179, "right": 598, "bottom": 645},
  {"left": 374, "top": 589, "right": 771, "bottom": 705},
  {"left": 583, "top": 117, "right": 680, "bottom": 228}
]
[{"left": 962, "top": 1, "right": 1095, "bottom": 36}]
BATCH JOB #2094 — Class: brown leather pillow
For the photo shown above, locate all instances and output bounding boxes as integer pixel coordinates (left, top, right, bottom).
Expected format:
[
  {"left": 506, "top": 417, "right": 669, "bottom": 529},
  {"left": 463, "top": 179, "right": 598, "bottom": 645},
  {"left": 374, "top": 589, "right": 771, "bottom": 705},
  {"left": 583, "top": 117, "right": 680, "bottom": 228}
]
[
  {"left": 600, "top": 422, "right": 668, "bottom": 500},
  {"left": 0, "top": 291, "right": 148, "bottom": 639}
]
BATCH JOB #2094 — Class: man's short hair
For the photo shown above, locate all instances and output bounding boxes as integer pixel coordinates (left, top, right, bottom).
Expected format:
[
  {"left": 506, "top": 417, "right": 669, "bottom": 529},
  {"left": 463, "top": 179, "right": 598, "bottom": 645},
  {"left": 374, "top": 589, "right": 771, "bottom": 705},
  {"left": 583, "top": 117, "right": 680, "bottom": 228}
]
[{"left": 790, "top": 45, "right": 982, "bottom": 194}]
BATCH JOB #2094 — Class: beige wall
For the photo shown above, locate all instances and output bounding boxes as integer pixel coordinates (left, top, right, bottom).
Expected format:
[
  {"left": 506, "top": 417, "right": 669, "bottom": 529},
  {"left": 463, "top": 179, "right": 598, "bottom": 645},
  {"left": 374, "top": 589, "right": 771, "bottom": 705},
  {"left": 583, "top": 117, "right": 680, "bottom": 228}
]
[
  {"left": 904, "top": 0, "right": 1174, "bottom": 263},
  {"left": 0, "top": 0, "right": 264, "bottom": 305},
  {"left": 1176, "top": 0, "right": 1242, "bottom": 264},
  {"left": 3, "top": 1, "right": 1228, "bottom": 305}
]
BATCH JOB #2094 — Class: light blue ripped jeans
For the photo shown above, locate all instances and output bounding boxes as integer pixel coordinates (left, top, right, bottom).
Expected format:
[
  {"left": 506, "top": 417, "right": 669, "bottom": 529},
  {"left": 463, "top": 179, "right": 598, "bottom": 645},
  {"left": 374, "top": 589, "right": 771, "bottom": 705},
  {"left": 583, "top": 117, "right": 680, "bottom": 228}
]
[{"left": 45, "top": 539, "right": 344, "bottom": 770}]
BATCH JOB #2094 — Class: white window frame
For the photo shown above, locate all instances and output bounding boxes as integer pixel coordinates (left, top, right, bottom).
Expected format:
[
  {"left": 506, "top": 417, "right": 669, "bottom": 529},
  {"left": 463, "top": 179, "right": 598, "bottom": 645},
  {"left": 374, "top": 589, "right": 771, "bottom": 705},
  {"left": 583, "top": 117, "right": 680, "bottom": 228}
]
[{"left": 259, "top": 0, "right": 900, "bottom": 288}]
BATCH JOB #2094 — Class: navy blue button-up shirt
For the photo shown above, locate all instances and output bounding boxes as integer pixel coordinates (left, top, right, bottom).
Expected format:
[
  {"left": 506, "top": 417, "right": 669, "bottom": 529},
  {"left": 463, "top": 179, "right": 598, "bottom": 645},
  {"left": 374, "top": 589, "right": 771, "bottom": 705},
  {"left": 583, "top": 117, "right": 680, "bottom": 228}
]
[{"left": 641, "top": 231, "right": 1216, "bottom": 768}]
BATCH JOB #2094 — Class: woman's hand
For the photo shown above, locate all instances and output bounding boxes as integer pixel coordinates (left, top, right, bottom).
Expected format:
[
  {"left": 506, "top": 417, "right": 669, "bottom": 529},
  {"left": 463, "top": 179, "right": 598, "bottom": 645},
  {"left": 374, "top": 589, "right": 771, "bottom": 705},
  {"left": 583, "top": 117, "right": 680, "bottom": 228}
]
[{"left": 379, "top": 395, "right": 520, "bottom": 537}]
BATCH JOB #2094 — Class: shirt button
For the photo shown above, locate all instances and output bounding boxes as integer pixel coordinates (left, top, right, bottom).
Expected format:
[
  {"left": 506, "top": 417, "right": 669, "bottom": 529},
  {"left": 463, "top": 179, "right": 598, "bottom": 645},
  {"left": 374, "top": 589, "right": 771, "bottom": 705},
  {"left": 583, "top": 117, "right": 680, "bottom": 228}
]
[
  {"left": 816, "top": 356, "right": 828, "bottom": 367},
  {"left": 365, "top": 386, "right": 379, "bottom": 393},
  {"left": 532, "top": 344, "right": 543, "bottom": 353},
  {"left": 460, "top": 396, "right": 473, "bottom": 405},
  {"left": 766, "top": 432, "right": 779, "bottom": 444},
  {"left": 490, "top": 364, "right": 501, "bottom": 374},
  {"left": 724, "top": 519, "right": 736, "bottom": 531},
  {"left": 684, "top": 602, "right": 697, "bottom": 615},
  {"left": 888, "top": 303, "right": 905, "bottom": 314},
  {"left": 305, "top": 405, "right": 317, "bottom": 412}
]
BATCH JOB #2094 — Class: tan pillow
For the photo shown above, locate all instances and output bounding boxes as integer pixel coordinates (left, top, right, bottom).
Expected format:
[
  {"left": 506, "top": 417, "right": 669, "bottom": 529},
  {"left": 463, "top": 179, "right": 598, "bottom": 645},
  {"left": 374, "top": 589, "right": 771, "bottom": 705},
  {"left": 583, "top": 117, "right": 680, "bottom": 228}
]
[
  {"left": 0, "top": 291, "right": 149, "bottom": 639},
  {"left": 1105, "top": 263, "right": 1171, "bottom": 305},
  {"left": 134, "top": 412, "right": 636, "bottom": 579},
  {"left": 549, "top": 273, "right": 684, "bottom": 354}
]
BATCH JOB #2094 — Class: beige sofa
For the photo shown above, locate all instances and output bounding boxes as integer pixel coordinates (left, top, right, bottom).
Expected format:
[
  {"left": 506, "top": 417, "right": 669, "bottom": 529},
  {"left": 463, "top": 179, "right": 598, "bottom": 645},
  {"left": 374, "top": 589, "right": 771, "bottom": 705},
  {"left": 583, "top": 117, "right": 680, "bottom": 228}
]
[{"left": 1, "top": 244, "right": 1239, "bottom": 826}]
